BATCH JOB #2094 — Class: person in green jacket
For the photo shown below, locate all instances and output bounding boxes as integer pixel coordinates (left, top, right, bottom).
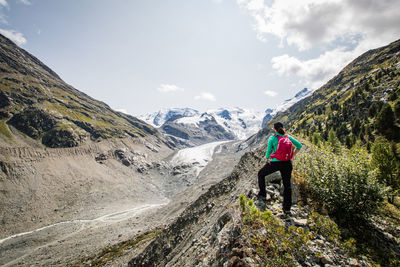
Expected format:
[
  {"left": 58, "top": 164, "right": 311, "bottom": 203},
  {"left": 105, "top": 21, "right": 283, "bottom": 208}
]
[{"left": 257, "top": 122, "right": 302, "bottom": 215}]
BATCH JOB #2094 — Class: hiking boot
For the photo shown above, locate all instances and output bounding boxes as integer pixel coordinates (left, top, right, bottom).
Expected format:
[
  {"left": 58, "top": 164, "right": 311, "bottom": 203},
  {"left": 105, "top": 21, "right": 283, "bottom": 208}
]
[
  {"left": 278, "top": 210, "right": 292, "bottom": 220},
  {"left": 283, "top": 209, "right": 292, "bottom": 216},
  {"left": 256, "top": 196, "right": 267, "bottom": 209}
]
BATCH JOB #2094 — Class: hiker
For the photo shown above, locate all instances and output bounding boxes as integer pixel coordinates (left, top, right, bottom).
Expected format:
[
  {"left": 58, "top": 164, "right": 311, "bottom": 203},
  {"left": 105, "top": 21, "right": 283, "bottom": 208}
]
[{"left": 257, "top": 122, "right": 302, "bottom": 215}]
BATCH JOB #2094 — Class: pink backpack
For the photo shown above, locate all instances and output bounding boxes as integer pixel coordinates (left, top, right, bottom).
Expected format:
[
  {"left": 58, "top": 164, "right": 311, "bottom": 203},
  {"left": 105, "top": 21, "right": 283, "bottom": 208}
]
[{"left": 270, "top": 134, "right": 294, "bottom": 161}]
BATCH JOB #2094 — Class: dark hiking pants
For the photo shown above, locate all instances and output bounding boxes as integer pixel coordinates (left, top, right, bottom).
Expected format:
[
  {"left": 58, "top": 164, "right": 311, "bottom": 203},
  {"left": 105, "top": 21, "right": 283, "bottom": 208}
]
[{"left": 258, "top": 161, "right": 293, "bottom": 211}]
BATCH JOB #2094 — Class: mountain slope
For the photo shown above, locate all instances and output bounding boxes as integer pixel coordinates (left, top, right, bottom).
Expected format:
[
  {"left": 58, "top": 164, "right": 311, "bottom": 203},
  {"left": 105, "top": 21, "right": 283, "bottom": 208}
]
[
  {"left": 0, "top": 33, "right": 251, "bottom": 266},
  {"left": 259, "top": 39, "right": 400, "bottom": 146},
  {"left": 0, "top": 34, "right": 175, "bottom": 243},
  {"left": 125, "top": 39, "right": 400, "bottom": 267},
  {"left": 0, "top": 34, "right": 157, "bottom": 148}
]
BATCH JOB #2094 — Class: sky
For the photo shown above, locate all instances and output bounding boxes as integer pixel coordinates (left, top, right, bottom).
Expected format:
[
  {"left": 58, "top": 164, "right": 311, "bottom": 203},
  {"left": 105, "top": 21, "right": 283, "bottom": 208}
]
[{"left": 0, "top": 0, "right": 399, "bottom": 116}]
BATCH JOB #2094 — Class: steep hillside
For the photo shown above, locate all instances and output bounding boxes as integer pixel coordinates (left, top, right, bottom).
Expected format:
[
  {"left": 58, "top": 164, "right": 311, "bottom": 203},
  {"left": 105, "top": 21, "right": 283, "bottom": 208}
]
[
  {"left": 0, "top": 34, "right": 255, "bottom": 266},
  {"left": 0, "top": 34, "right": 174, "bottom": 243},
  {"left": 262, "top": 39, "right": 400, "bottom": 148},
  {"left": 123, "top": 39, "right": 400, "bottom": 267},
  {"left": 261, "top": 88, "right": 312, "bottom": 127},
  {"left": 0, "top": 34, "right": 157, "bottom": 148}
]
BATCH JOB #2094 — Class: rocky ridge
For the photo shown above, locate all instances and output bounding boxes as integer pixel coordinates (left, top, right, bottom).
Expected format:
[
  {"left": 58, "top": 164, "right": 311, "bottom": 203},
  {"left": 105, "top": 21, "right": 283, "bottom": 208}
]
[
  {"left": 0, "top": 33, "right": 158, "bottom": 148},
  {"left": 128, "top": 146, "right": 265, "bottom": 266},
  {"left": 127, "top": 143, "right": 400, "bottom": 266}
]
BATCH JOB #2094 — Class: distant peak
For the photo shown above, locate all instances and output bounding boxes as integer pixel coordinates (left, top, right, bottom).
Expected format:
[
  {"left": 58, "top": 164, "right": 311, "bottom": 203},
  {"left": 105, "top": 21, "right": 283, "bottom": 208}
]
[
  {"left": 218, "top": 109, "right": 232, "bottom": 120},
  {"left": 294, "top": 88, "right": 309, "bottom": 98}
]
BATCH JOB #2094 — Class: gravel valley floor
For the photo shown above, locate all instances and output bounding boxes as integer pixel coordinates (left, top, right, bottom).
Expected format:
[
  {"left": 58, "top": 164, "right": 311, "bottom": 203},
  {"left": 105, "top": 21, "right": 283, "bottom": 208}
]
[{"left": 0, "top": 139, "right": 247, "bottom": 266}]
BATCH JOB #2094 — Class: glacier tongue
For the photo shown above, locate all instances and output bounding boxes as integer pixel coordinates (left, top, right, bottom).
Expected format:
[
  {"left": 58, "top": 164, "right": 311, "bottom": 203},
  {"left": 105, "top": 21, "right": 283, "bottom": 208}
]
[{"left": 171, "top": 141, "right": 230, "bottom": 176}]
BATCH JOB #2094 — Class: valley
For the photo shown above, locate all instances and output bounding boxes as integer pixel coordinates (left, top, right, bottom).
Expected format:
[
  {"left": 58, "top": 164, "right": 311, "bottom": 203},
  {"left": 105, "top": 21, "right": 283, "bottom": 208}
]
[
  {"left": 0, "top": 27, "right": 399, "bottom": 266},
  {"left": 0, "top": 138, "right": 248, "bottom": 266}
]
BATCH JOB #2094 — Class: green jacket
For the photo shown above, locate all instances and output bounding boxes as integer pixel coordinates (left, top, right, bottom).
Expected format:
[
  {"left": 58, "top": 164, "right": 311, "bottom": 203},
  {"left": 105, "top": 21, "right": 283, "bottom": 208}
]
[{"left": 265, "top": 133, "right": 302, "bottom": 162}]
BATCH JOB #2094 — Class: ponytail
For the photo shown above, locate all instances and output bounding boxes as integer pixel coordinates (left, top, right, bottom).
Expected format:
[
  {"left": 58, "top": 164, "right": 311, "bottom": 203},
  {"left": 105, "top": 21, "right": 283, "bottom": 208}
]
[
  {"left": 277, "top": 127, "right": 285, "bottom": 135},
  {"left": 273, "top": 122, "right": 285, "bottom": 135}
]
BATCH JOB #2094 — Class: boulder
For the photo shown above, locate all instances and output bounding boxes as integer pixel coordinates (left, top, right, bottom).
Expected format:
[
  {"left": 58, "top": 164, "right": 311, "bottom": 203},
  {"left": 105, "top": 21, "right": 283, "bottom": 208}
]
[{"left": 42, "top": 128, "right": 80, "bottom": 148}]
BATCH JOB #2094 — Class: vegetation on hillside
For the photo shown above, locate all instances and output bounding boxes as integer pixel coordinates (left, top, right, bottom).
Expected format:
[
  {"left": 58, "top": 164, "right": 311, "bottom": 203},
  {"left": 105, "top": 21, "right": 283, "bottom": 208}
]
[
  {"left": 294, "top": 138, "right": 400, "bottom": 266},
  {"left": 0, "top": 34, "right": 156, "bottom": 148},
  {"left": 235, "top": 136, "right": 400, "bottom": 266},
  {"left": 235, "top": 41, "right": 400, "bottom": 266},
  {"left": 264, "top": 39, "right": 400, "bottom": 156},
  {"left": 237, "top": 195, "right": 313, "bottom": 266},
  {"left": 296, "top": 62, "right": 400, "bottom": 148},
  {"left": 74, "top": 230, "right": 161, "bottom": 267},
  {"left": 295, "top": 144, "right": 385, "bottom": 221},
  {"left": 263, "top": 39, "right": 400, "bottom": 206},
  {"left": 234, "top": 194, "right": 360, "bottom": 266}
]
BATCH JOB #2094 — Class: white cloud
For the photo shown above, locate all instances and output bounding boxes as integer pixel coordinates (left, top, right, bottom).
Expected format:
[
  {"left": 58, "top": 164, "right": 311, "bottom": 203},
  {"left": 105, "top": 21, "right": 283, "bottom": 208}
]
[
  {"left": 238, "top": 0, "right": 400, "bottom": 90},
  {"left": 0, "top": 0, "right": 8, "bottom": 24},
  {"left": 238, "top": 0, "right": 400, "bottom": 50},
  {"left": 0, "top": 0, "right": 8, "bottom": 8},
  {"left": 18, "top": 0, "right": 31, "bottom": 5},
  {"left": 115, "top": 108, "right": 129, "bottom": 114},
  {"left": 270, "top": 42, "right": 383, "bottom": 90},
  {"left": 0, "top": 14, "right": 6, "bottom": 24},
  {"left": 271, "top": 47, "right": 355, "bottom": 89},
  {"left": 0, "top": 29, "right": 27, "bottom": 45},
  {"left": 194, "top": 92, "right": 217, "bottom": 102},
  {"left": 264, "top": 90, "right": 278, "bottom": 97},
  {"left": 157, "top": 84, "right": 185, "bottom": 93}
]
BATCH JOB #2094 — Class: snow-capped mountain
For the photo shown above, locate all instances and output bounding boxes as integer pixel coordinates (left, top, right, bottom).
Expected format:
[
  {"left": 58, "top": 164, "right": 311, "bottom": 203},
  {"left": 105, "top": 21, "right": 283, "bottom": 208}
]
[
  {"left": 171, "top": 108, "right": 265, "bottom": 140},
  {"left": 207, "top": 108, "right": 265, "bottom": 140},
  {"left": 139, "top": 107, "right": 265, "bottom": 146},
  {"left": 139, "top": 108, "right": 199, "bottom": 127},
  {"left": 139, "top": 88, "right": 311, "bottom": 147},
  {"left": 262, "top": 88, "right": 312, "bottom": 127}
]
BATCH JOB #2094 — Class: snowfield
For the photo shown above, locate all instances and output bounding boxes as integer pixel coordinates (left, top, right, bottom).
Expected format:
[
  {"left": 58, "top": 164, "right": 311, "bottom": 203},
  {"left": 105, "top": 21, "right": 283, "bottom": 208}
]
[
  {"left": 139, "top": 107, "right": 265, "bottom": 140},
  {"left": 171, "top": 141, "right": 230, "bottom": 176}
]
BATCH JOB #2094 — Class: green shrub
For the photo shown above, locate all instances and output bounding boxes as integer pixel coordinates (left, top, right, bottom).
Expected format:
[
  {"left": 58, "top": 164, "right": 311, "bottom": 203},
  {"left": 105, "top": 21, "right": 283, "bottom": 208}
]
[
  {"left": 308, "top": 211, "right": 340, "bottom": 243},
  {"left": 394, "top": 100, "right": 400, "bottom": 120},
  {"left": 0, "top": 119, "right": 12, "bottom": 139},
  {"left": 237, "top": 195, "right": 312, "bottom": 266},
  {"left": 312, "top": 132, "right": 321, "bottom": 146},
  {"left": 295, "top": 145, "right": 385, "bottom": 220},
  {"left": 375, "top": 103, "right": 395, "bottom": 136},
  {"left": 371, "top": 140, "right": 400, "bottom": 204},
  {"left": 327, "top": 128, "right": 341, "bottom": 154},
  {"left": 239, "top": 193, "right": 246, "bottom": 212},
  {"left": 345, "top": 135, "right": 353, "bottom": 149}
]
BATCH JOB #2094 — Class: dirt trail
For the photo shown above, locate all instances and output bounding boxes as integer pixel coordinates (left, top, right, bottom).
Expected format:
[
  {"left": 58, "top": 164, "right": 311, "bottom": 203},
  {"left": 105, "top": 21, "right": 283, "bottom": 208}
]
[
  {"left": 0, "top": 203, "right": 167, "bottom": 246},
  {"left": 0, "top": 202, "right": 168, "bottom": 266}
]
